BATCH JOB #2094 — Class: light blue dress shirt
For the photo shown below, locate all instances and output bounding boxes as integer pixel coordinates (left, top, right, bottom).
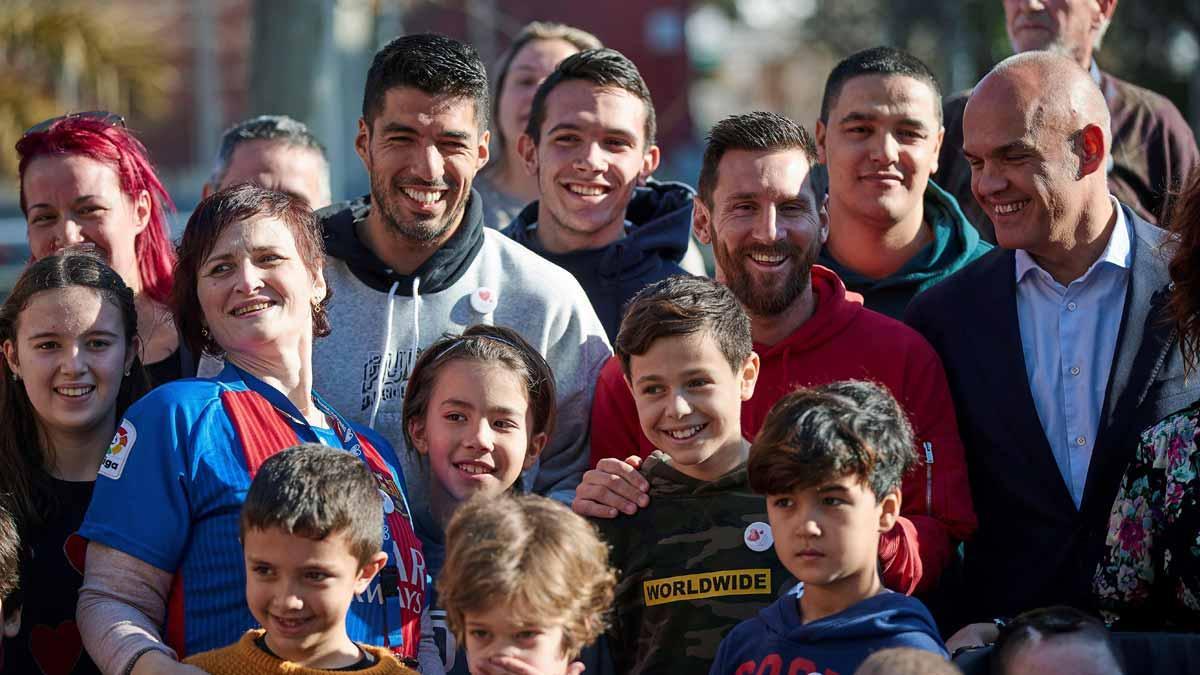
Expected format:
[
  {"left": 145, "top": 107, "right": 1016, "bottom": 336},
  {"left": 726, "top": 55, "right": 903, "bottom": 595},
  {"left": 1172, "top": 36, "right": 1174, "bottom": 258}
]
[{"left": 1014, "top": 198, "right": 1131, "bottom": 508}]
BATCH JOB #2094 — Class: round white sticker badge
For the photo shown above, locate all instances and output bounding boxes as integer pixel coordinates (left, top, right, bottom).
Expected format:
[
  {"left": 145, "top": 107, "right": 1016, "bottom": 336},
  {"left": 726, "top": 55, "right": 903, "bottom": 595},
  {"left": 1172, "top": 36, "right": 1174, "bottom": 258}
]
[
  {"left": 471, "top": 286, "right": 499, "bottom": 314},
  {"left": 744, "top": 521, "right": 774, "bottom": 552}
]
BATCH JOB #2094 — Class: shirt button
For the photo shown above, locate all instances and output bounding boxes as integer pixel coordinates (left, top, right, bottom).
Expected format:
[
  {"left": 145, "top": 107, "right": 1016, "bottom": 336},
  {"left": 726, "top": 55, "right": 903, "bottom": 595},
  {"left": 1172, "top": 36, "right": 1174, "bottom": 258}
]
[
  {"left": 1070, "top": 366, "right": 1080, "bottom": 376},
  {"left": 1067, "top": 301, "right": 1078, "bottom": 311},
  {"left": 1076, "top": 436, "right": 1086, "bottom": 446}
]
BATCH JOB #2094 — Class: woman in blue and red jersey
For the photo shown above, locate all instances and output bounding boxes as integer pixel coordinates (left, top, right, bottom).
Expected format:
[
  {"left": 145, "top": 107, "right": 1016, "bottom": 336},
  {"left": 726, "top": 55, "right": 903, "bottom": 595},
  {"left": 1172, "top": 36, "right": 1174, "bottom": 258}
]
[{"left": 76, "top": 184, "right": 425, "bottom": 674}]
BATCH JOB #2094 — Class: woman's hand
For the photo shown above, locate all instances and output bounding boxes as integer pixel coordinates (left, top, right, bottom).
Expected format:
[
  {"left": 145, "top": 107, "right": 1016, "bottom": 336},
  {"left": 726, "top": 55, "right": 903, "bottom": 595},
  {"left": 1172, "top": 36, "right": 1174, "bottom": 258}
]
[
  {"left": 130, "top": 650, "right": 207, "bottom": 675},
  {"left": 571, "top": 456, "right": 649, "bottom": 519},
  {"left": 474, "top": 655, "right": 586, "bottom": 675}
]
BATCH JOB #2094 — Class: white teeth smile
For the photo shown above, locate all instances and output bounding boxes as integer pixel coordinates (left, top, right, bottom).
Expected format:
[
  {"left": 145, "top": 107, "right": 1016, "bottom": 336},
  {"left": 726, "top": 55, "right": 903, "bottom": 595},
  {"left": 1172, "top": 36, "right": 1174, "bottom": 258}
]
[
  {"left": 457, "top": 463, "right": 493, "bottom": 475},
  {"left": 403, "top": 187, "right": 443, "bottom": 204},
  {"left": 232, "top": 302, "right": 271, "bottom": 316},
  {"left": 665, "top": 424, "right": 705, "bottom": 440},
  {"left": 994, "top": 200, "right": 1029, "bottom": 215},
  {"left": 750, "top": 252, "right": 786, "bottom": 264},
  {"left": 56, "top": 386, "right": 94, "bottom": 397},
  {"left": 567, "top": 184, "right": 607, "bottom": 197}
]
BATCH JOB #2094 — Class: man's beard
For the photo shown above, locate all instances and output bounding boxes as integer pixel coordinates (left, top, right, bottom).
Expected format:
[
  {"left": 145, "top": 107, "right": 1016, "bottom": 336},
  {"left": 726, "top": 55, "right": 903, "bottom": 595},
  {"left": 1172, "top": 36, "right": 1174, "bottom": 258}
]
[
  {"left": 711, "top": 227, "right": 816, "bottom": 318},
  {"left": 370, "top": 170, "right": 467, "bottom": 245}
]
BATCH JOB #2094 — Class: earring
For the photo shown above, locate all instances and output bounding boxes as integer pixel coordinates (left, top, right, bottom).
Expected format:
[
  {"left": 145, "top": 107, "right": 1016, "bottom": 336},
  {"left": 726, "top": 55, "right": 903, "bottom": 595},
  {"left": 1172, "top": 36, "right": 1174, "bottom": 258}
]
[
  {"left": 201, "top": 325, "right": 209, "bottom": 338},
  {"left": 10, "top": 372, "right": 18, "bottom": 382}
]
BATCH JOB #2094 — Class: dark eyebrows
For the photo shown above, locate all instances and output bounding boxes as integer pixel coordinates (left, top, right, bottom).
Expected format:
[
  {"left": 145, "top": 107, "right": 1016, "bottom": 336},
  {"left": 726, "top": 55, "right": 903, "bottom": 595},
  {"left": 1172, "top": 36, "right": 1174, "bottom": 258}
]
[
  {"left": 379, "top": 123, "right": 472, "bottom": 141},
  {"left": 28, "top": 194, "right": 105, "bottom": 212},
  {"left": 838, "top": 111, "right": 877, "bottom": 124},
  {"left": 817, "top": 484, "right": 851, "bottom": 494}
]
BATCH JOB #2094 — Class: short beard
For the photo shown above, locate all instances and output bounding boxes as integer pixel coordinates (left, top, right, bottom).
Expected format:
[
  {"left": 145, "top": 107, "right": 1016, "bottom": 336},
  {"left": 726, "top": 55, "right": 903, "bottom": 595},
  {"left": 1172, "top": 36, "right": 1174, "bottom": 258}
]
[
  {"left": 369, "top": 170, "right": 466, "bottom": 246},
  {"left": 712, "top": 226, "right": 815, "bottom": 317}
]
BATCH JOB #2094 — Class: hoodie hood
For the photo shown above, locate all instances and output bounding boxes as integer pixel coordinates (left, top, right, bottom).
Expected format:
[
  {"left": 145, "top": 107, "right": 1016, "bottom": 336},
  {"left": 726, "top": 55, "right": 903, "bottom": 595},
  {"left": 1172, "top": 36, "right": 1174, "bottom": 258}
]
[
  {"left": 317, "top": 189, "right": 486, "bottom": 296},
  {"left": 503, "top": 178, "right": 693, "bottom": 276},
  {"left": 758, "top": 588, "right": 942, "bottom": 644},
  {"left": 818, "top": 180, "right": 991, "bottom": 318}
]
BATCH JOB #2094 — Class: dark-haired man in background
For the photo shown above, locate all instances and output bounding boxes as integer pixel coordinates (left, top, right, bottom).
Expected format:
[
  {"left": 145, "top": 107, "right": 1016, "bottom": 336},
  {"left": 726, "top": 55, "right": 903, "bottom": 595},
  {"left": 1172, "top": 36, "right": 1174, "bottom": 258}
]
[
  {"left": 936, "top": 0, "right": 1199, "bottom": 236},
  {"left": 816, "top": 47, "right": 990, "bottom": 319},
  {"left": 503, "top": 48, "right": 694, "bottom": 342},
  {"left": 581, "top": 112, "right": 976, "bottom": 596}
]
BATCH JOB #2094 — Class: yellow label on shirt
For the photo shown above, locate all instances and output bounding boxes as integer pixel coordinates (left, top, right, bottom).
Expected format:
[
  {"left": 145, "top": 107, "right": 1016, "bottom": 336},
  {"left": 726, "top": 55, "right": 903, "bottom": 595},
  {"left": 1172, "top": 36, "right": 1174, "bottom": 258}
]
[{"left": 642, "top": 569, "right": 772, "bottom": 606}]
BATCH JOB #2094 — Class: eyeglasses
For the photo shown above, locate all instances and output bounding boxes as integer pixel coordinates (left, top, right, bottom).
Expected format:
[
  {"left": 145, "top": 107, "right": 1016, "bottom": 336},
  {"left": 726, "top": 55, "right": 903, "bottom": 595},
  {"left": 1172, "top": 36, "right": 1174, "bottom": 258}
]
[{"left": 22, "top": 111, "right": 126, "bottom": 137}]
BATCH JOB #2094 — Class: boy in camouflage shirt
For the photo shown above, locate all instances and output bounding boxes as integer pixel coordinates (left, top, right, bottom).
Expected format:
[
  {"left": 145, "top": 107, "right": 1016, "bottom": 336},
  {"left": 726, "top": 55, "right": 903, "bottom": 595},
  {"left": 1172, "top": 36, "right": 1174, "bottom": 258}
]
[{"left": 594, "top": 275, "right": 792, "bottom": 674}]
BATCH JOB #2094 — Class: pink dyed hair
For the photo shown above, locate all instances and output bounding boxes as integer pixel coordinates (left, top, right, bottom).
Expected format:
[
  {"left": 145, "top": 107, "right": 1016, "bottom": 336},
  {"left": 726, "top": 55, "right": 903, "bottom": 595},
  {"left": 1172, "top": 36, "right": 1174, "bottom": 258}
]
[{"left": 16, "top": 116, "right": 177, "bottom": 304}]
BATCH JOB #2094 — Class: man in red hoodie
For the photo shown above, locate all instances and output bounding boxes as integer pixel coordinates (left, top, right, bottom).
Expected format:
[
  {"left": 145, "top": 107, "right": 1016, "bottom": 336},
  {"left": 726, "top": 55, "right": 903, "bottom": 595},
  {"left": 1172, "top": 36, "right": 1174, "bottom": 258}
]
[{"left": 576, "top": 112, "right": 976, "bottom": 595}]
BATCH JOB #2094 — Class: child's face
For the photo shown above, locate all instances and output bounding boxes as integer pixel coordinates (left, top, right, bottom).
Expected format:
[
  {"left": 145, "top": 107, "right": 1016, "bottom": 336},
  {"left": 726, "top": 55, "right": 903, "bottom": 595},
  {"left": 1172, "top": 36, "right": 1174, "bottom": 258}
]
[
  {"left": 464, "top": 603, "right": 571, "bottom": 675},
  {"left": 766, "top": 476, "right": 899, "bottom": 590},
  {"left": 626, "top": 331, "right": 758, "bottom": 481},
  {"left": 410, "top": 360, "right": 546, "bottom": 504},
  {"left": 243, "top": 526, "right": 387, "bottom": 666}
]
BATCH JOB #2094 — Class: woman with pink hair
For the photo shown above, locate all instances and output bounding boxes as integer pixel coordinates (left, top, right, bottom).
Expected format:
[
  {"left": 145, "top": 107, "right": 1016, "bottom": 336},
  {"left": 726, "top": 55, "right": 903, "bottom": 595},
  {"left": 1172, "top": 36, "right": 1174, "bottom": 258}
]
[{"left": 16, "top": 112, "right": 192, "bottom": 384}]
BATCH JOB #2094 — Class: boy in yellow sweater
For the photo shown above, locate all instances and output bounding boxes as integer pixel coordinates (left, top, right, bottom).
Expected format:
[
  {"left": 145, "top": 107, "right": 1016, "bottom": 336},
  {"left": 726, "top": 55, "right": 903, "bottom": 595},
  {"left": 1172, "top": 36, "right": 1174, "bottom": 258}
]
[{"left": 186, "top": 444, "right": 417, "bottom": 674}]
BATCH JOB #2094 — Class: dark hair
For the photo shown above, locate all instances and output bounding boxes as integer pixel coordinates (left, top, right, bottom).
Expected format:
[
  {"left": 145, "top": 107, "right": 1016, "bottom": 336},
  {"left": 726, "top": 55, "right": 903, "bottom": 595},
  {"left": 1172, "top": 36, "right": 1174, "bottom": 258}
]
[
  {"left": 748, "top": 380, "right": 915, "bottom": 499},
  {"left": 16, "top": 116, "right": 177, "bottom": 305},
  {"left": 526, "top": 48, "right": 656, "bottom": 147},
  {"left": 403, "top": 325, "right": 556, "bottom": 451},
  {"left": 439, "top": 493, "right": 615, "bottom": 660},
  {"left": 615, "top": 275, "right": 751, "bottom": 378},
  {"left": 0, "top": 498, "right": 19, "bottom": 609},
  {"left": 1167, "top": 170, "right": 1200, "bottom": 373},
  {"left": 362, "top": 33, "right": 489, "bottom": 130},
  {"left": 0, "top": 251, "right": 146, "bottom": 533},
  {"left": 698, "top": 112, "right": 818, "bottom": 208},
  {"left": 209, "top": 114, "right": 329, "bottom": 189},
  {"left": 489, "top": 22, "right": 601, "bottom": 168},
  {"left": 820, "top": 46, "right": 943, "bottom": 124},
  {"left": 241, "top": 443, "right": 383, "bottom": 566},
  {"left": 992, "top": 606, "right": 1123, "bottom": 675},
  {"left": 172, "top": 183, "right": 330, "bottom": 357}
]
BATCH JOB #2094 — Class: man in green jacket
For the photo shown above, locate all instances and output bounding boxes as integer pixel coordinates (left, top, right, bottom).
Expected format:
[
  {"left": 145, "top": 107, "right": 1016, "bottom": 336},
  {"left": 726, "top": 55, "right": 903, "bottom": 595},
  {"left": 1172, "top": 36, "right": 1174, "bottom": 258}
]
[{"left": 816, "top": 47, "right": 990, "bottom": 319}]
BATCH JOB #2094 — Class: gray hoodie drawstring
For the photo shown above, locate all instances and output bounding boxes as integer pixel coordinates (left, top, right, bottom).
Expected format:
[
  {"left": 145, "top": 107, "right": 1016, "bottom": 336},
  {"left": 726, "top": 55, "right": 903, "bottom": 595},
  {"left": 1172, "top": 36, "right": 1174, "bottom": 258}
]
[{"left": 368, "top": 279, "right": 402, "bottom": 429}]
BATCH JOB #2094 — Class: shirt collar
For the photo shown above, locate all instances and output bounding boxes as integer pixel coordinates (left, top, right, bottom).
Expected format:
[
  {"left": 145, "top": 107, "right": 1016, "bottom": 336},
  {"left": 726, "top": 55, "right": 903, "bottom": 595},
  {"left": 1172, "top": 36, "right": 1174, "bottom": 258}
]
[{"left": 1015, "top": 196, "right": 1131, "bottom": 285}]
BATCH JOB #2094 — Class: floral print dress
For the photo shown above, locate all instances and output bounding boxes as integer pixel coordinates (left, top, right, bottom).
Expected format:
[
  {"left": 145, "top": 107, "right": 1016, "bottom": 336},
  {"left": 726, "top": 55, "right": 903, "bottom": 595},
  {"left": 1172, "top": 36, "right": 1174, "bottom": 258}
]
[{"left": 1094, "top": 403, "right": 1200, "bottom": 628}]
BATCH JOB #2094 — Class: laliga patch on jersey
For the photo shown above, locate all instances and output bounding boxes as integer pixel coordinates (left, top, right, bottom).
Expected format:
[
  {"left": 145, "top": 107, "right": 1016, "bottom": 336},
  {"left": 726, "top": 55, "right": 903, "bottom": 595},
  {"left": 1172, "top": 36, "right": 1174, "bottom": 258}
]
[
  {"left": 642, "top": 569, "right": 772, "bottom": 606},
  {"left": 99, "top": 420, "right": 136, "bottom": 480}
]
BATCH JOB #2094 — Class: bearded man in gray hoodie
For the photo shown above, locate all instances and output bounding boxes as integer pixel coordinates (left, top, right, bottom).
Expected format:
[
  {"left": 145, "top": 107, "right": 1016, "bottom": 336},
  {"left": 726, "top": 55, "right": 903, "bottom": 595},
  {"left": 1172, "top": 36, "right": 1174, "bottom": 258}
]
[{"left": 312, "top": 33, "right": 610, "bottom": 517}]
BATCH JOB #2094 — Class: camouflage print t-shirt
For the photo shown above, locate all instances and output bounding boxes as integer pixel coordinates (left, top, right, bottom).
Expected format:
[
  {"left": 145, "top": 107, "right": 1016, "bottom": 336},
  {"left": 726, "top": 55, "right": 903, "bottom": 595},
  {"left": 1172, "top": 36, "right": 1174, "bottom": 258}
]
[{"left": 595, "top": 452, "right": 795, "bottom": 675}]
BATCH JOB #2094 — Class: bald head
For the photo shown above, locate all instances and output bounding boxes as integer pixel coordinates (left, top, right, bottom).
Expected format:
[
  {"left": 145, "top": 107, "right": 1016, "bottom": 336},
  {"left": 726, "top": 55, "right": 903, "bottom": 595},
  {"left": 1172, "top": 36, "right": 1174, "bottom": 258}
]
[{"left": 974, "top": 51, "right": 1110, "bottom": 147}]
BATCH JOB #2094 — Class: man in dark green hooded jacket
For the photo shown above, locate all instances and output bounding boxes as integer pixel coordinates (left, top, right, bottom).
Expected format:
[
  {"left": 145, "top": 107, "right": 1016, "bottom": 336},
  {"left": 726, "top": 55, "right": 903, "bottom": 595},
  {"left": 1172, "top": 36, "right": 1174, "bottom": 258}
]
[{"left": 815, "top": 47, "right": 990, "bottom": 320}]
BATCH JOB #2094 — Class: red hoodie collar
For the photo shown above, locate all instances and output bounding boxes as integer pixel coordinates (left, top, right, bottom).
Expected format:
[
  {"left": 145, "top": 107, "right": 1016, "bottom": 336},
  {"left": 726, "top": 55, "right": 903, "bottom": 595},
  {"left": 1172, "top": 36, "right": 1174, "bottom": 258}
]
[{"left": 752, "top": 265, "right": 864, "bottom": 358}]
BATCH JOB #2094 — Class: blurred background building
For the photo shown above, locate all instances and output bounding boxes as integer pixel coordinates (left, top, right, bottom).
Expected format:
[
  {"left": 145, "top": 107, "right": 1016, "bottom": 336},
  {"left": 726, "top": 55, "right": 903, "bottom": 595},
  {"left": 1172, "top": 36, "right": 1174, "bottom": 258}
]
[{"left": 2, "top": 0, "right": 1198, "bottom": 286}]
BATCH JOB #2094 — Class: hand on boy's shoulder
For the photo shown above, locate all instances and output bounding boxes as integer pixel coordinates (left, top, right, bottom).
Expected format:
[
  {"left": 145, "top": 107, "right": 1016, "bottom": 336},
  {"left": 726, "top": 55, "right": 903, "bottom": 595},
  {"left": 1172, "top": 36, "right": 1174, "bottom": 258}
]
[
  {"left": 473, "top": 655, "right": 586, "bottom": 675},
  {"left": 573, "top": 455, "right": 650, "bottom": 519}
]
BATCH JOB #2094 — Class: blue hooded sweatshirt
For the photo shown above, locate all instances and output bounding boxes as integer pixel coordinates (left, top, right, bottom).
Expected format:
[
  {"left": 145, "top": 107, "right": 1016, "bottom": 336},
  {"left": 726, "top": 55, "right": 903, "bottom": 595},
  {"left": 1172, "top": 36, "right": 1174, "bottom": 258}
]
[
  {"left": 709, "top": 586, "right": 947, "bottom": 675},
  {"left": 502, "top": 179, "right": 694, "bottom": 342}
]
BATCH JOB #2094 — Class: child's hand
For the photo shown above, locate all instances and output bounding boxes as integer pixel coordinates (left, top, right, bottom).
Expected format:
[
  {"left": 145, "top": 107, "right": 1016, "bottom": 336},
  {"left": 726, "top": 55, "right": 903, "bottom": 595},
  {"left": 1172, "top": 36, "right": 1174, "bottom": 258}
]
[
  {"left": 476, "top": 655, "right": 586, "bottom": 675},
  {"left": 572, "top": 456, "right": 650, "bottom": 519}
]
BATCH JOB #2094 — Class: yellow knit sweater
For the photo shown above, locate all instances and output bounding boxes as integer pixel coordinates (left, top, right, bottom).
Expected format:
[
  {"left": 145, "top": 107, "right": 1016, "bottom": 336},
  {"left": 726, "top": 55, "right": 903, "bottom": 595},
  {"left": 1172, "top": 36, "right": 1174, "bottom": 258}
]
[{"left": 183, "top": 629, "right": 419, "bottom": 675}]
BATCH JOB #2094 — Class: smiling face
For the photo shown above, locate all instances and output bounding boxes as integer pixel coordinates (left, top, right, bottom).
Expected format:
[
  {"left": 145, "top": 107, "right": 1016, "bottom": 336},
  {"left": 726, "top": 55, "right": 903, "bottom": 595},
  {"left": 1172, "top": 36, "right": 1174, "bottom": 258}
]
[
  {"left": 1003, "top": 0, "right": 1109, "bottom": 65},
  {"left": 195, "top": 216, "right": 326, "bottom": 360},
  {"left": 22, "top": 155, "right": 150, "bottom": 292},
  {"left": 627, "top": 331, "right": 757, "bottom": 482},
  {"left": 963, "top": 79, "right": 1081, "bottom": 256},
  {"left": 355, "top": 88, "right": 489, "bottom": 247},
  {"left": 520, "top": 80, "right": 659, "bottom": 253},
  {"left": 409, "top": 360, "right": 545, "bottom": 509},
  {"left": 244, "top": 526, "right": 386, "bottom": 668},
  {"left": 498, "top": 38, "right": 581, "bottom": 161},
  {"left": 3, "top": 286, "right": 134, "bottom": 452},
  {"left": 817, "top": 74, "right": 944, "bottom": 229},
  {"left": 464, "top": 602, "right": 571, "bottom": 675},
  {"left": 766, "top": 476, "right": 898, "bottom": 590},
  {"left": 695, "top": 149, "right": 827, "bottom": 318},
  {"left": 217, "top": 140, "right": 330, "bottom": 210}
]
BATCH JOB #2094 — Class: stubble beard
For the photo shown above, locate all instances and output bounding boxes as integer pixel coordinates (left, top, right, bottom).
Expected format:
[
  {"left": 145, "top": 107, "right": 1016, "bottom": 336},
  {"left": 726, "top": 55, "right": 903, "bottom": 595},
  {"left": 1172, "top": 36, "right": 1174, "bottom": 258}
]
[{"left": 370, "top": 170, "right": 469, "bottom": 246}]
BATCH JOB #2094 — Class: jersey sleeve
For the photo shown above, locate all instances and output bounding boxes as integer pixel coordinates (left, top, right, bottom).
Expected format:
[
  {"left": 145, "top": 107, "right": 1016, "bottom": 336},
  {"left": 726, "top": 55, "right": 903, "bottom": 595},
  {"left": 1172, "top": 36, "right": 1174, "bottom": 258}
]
[{"left": 79, "top": 385, "right": 212, "bottom": 573}]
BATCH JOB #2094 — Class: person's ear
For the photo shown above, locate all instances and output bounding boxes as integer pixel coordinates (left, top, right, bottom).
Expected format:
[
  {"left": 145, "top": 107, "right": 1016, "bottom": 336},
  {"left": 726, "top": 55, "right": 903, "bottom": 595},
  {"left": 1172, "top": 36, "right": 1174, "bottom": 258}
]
[
  {"left": 311, "top": 267, "right": 328, "bottom": 305},
  {"left": 131, "top": 189, "right": 151, "bottom": 236},
  {"left": 739, "top": 351, "right": 760, "bottom": 402},
  {"left": 931, "top": 125, "right": 946, "bottom": 174},
  {"left": 518, "top": 133, "right": 539, "bottom": 178},
  {"left": 125, "top": 335, "right": 141, "bottom": 374},
  {"left": 354, "top": 551, "right": 391, "bottom": 594},
  {"left": 2, "top": 605, "right": 19, "bottom": 639},
  {"left": 818, "top": 197, "right": 830, "bottom": 245},
  {"left": 523, "top": 432, "right": 548, "bottom": 470},
  {"left": 640, "top": 144, "right": 661, "bottom": 181},
  {"left": 476, "top": 129, "right": 490, "bottom": 170},
  {"left": 877, "top": 487, "right": 901, "bottom": 533},
  {"left": 1098, "top": 0, "right": 1118, "bottom": 22},
  {"left": 408, "top": 417, "right": 429, "bottom": 456},
  {"left": 693, "top": 199, "right": 713, "bottom": 245},
  {"left": 815, "top": 119, "right": 828, "bottom": 164},
  {"left": 354, "top": 118, "right": 371, "bottom": 169},
  {"left": 3, "top": 340, "right": 20, "bottom": 381},
  {"left": 1076, "top": 123, "right": 1106, "bottom": 178}
]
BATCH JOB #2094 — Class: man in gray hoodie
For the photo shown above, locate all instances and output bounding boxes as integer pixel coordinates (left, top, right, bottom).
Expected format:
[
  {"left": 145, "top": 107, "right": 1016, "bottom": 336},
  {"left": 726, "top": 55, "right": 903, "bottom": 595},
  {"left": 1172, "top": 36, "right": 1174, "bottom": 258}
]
[{"left": 311, "top": 33, "right": 610, "bottom": 517}]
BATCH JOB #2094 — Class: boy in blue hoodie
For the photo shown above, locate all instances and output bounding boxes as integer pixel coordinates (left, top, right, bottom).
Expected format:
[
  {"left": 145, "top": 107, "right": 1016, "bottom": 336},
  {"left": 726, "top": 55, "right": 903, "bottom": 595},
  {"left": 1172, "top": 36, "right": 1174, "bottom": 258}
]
[{"left": 710, "top": 380, "right": 947, "bottom": 675}]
